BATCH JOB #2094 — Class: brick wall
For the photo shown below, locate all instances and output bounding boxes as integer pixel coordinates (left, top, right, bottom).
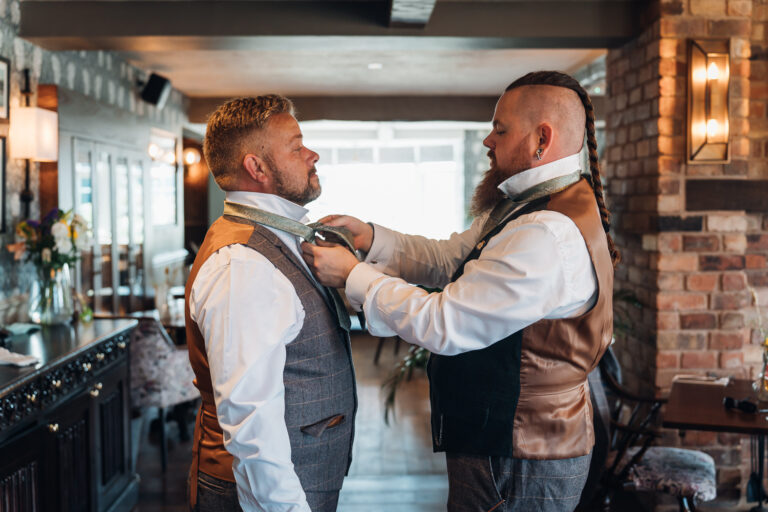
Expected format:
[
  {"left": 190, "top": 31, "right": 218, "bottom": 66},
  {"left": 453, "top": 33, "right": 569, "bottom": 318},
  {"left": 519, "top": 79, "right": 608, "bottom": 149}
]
[
  {"left": 603, "top": 0, "right": 768, "bottom": 507},
  {"left": 604, "top": 22, "right": 661, "bottom": 395}
]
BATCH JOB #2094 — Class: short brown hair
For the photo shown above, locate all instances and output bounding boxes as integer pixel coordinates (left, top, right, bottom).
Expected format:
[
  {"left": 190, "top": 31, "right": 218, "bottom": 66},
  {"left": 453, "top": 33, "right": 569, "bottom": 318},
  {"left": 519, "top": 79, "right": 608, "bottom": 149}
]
[{"left": 203, "top": 95, "right": 295, "bottom": 190}]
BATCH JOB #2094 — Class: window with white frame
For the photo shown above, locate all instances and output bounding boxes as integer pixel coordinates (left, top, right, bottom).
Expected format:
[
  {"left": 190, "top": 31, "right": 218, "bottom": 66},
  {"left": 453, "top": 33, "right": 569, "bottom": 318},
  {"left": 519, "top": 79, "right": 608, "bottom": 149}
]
[{"left": 303, "top": 121, "right": 489, "bottom": 240}]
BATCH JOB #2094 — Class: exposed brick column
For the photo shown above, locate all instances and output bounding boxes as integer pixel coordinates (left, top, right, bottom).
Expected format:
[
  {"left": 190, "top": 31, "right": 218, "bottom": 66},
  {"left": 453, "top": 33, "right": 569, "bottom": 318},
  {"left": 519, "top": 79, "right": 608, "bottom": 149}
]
[
  {"left": 604, "top": 23, "right": 661, "bottom": 394},
  {"left": 603, "top": 0, "right": 768, "bottom": 507}
]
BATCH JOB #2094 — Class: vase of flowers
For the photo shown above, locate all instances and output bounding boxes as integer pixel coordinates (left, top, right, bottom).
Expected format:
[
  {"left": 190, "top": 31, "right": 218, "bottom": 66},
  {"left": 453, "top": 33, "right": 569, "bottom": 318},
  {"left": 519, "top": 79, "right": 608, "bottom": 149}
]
[
  {"left": 14, "top": 208, "right": 91, "bottom": 325},
  {"left": 750, "top": 287, "right": 768, "bottom": 401}
]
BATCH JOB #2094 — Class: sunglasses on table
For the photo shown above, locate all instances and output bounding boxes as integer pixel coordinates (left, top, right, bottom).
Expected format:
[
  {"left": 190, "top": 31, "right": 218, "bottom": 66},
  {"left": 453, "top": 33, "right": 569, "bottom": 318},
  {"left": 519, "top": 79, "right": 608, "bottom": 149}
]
[{"left": 723, "top": 396, "right": 768, "bottom": 414}]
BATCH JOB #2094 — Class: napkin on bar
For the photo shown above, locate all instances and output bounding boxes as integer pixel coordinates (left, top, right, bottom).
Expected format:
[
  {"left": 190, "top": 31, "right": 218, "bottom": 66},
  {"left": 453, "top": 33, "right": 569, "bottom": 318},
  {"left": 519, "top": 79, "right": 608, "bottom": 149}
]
[
  {"left": 672, "top": 374, "right": 731, "bottom": 386},
  {"left": 3, "top": 323, "right": 41, "bottom": 336},
  {"left": 0, "top": 346, "right": 39, "bottom": 367}
]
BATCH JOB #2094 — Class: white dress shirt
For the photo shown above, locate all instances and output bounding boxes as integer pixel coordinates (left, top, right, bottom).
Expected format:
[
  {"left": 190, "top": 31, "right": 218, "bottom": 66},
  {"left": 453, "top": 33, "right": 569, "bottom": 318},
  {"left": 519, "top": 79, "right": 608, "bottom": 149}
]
[
  {"left": 346, "top": 153, "right": 598, "bottom": 356},
  {"left": 189, "top": 191, "right": 315, "bottom": 511}
]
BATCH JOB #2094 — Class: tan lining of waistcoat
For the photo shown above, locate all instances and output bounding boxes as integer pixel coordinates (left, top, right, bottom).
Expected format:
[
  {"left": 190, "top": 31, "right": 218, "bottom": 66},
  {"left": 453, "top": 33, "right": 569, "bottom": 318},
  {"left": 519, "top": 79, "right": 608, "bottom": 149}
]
[{"left": 512, "top": 178, "right": 614, "bottom": 459}]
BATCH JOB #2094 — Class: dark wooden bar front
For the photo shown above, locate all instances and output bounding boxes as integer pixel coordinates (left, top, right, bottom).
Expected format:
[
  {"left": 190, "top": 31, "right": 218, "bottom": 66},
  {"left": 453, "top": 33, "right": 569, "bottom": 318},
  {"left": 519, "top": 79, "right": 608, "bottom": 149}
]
[{"left": 0, "top": 319, "right": 139, "bottom": 512}]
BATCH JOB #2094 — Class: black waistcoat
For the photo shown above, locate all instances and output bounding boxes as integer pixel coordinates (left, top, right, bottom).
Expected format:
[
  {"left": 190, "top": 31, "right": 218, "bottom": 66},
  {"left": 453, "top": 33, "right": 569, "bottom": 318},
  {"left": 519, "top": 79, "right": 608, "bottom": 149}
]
[{"left": 427, "top": 198, "right": 549, "bottom": 457}]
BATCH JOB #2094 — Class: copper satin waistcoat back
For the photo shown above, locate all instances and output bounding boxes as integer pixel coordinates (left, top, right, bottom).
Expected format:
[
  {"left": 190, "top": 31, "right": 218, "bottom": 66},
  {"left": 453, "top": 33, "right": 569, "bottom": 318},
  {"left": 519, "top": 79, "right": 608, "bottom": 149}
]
[{"left": 428, "top": 178, "right": 614, "bottom": 459}]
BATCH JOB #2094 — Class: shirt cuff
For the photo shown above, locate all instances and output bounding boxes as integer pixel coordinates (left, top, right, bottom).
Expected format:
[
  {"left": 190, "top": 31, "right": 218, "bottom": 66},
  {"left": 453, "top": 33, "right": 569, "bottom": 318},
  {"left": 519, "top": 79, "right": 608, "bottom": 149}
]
[
  {"left": 365, "top": 223, "right": 396, "bottom": 268},
  {"left": 346, "top": 262, "right": 387, "bottom": 310}
]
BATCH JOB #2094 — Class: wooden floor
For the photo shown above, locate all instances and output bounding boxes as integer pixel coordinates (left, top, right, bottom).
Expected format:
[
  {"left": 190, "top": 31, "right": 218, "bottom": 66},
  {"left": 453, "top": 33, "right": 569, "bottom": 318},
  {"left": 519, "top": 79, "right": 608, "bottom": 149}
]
[{"left": 132, "top": 333, "right": 448, "bottom": 512}]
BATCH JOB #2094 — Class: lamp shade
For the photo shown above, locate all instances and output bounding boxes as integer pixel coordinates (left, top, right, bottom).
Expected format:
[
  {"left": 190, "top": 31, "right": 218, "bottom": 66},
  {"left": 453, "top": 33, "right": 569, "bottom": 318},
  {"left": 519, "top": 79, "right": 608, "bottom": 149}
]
[{"left": 10, "top": 106, "right": 59, "bottom": 162}]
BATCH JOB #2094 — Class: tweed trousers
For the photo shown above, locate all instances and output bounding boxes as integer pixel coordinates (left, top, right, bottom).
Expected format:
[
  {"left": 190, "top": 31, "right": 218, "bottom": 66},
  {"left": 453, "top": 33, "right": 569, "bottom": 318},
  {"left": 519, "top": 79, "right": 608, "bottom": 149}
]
[
  {"left": 190, "top": 471, "right": 341, "bottom": 512},
  {"left": 445, "top": 451, "right": 592, "bottom": 512}
]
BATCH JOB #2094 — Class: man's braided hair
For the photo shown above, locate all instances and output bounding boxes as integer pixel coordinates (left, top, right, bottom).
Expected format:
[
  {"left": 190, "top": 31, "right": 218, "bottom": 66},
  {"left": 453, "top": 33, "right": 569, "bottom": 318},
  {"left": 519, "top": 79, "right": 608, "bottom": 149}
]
[{"left": 506, "top": 71, "right": 620, "bottom": 267}]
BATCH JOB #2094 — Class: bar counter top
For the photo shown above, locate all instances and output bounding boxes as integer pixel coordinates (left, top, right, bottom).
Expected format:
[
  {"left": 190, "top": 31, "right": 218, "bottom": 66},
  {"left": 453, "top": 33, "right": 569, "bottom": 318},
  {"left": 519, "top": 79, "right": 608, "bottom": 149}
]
[{"left": 0, "top": 318, "right": 137, "bottom": 401}]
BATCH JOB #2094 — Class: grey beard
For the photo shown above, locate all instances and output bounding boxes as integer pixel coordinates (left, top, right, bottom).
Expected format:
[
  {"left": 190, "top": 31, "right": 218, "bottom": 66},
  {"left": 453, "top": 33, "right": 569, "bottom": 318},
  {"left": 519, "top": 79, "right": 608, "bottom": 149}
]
[
  {"left": 265, "top": 153, "right": 321, "bottom": 206},
  {"left": 275, "top": 174, "right": 321, "bottom": 206}
]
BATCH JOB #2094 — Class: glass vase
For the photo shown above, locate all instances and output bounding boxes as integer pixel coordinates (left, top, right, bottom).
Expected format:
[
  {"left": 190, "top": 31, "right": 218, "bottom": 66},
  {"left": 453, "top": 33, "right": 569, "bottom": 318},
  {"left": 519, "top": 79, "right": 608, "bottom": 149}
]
[
  {"left": 754, "top": 339, "right": 768, "bottom": 402},
  {"left": 28, "top": 263, "right": 75, "bottom": 325}
]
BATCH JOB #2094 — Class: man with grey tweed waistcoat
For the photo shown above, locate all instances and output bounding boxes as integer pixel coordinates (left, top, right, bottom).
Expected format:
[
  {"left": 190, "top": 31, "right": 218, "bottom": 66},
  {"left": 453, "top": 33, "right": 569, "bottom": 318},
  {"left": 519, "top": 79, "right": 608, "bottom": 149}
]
[{"left": 185, "top": 95, "right": 357, "bottom": 512}]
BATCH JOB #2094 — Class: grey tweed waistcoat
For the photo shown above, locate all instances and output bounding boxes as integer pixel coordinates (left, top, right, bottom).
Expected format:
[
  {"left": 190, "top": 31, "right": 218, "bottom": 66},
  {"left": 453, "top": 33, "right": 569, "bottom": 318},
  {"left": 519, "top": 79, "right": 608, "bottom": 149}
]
[{"left": 246, "top": 222, "right": 357, "bottom": 492}]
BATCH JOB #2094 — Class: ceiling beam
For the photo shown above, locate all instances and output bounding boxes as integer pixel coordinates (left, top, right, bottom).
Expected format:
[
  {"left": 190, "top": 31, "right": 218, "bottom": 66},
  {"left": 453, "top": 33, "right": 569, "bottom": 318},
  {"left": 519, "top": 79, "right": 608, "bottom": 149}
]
[
  {"left": 21, "top": 1, "right": 648, "bottom": 51},
  {"left": 389, "top": 0, "right": 437, "bottom": 28},
  {"left": 188, "top": 95, "right": 606, "bottom": 124},
  {"left": 189, "top": 96, "right": 498, "bottom": 123}
]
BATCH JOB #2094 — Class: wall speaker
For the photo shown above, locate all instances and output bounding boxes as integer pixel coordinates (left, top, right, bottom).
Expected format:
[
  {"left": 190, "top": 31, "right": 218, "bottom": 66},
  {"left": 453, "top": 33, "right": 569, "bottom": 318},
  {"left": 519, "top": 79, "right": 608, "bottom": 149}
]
[{"left": 140, "top": 73, "right": 171, "bottom": 110}]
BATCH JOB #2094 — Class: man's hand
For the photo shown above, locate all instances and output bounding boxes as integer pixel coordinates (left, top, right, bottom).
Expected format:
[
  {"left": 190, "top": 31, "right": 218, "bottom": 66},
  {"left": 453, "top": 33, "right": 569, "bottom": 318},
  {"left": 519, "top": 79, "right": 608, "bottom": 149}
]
[
  {"left": 316, "top": 215, "right": 374, "bottom": 253},
  {"left": 301, "top": 241, "right": 360, "bottom": 288}
]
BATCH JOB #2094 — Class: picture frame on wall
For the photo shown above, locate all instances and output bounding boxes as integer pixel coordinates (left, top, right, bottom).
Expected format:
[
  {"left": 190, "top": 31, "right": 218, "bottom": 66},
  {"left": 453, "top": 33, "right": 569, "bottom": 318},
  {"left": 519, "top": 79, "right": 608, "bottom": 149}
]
[
  {"left": 0, "top": 137, "right": 6, "bottom": 233},
  {"left": 0, "top": 58, "right": 9, "bottom": 120}
]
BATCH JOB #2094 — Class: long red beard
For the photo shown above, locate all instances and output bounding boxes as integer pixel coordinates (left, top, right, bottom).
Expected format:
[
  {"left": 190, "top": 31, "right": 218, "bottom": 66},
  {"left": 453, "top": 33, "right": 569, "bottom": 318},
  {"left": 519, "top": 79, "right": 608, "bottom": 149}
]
[
  {"left": 470, "top": 167, "right": 507, "bottom": 217},
  {"left": 471, "top": 139, "right": 533, "bottom": 217}
]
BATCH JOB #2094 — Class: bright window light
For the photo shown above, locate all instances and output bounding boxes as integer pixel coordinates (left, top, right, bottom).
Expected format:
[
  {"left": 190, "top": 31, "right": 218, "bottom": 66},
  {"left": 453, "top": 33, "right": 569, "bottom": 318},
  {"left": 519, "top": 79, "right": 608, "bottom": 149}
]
[{"left": 303, "top": 121, "right": 489, "bottom": 240}]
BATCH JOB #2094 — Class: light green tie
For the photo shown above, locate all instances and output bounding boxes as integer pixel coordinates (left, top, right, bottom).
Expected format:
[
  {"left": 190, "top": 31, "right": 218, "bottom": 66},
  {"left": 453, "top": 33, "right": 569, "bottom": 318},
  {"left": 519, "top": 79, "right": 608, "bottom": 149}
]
[{"left": 223, "top": 201, "right": 357, "bottom": 331}]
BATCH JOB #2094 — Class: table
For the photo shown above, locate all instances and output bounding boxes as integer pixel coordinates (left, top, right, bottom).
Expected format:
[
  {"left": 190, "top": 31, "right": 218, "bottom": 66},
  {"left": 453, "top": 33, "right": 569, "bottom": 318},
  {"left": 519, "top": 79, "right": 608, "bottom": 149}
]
[{"left": 663, "top": 379, "right": 768, "bottom": 511}]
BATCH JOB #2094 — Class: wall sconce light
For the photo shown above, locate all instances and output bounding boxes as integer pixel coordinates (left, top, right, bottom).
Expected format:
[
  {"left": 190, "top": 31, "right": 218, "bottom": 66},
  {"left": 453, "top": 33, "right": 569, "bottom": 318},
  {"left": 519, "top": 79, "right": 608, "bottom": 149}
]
[
  {"left": 687, "top": 39, "right": 730, "bottom": 163},
  {"left": 9, "top": 69, "right": 59, "bottom": 218},
  {"left": 147, "top": 141, "right": 177, "bottom": 164},
  {"left": 183, "top": 147, "right": 201, "bottom": 166}
]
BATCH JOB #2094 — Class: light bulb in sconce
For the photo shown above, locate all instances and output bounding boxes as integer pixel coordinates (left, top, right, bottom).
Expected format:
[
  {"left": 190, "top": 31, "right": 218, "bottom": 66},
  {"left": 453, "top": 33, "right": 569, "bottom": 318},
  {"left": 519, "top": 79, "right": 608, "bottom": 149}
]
[
  {"left": 163, "top": 151, "right": 176, "bottom": 165},
  {"left": 183, "top": 147, "right": 201, "bottom": 165},
  {"left": 706, "top": 118, "right": 720, "bottom": 138},
  {"left": 693, "top": 66, "right": 707, "bottom": 84},
  {"left": 707, "top": 62, "right": 721, "bottom": 81}
]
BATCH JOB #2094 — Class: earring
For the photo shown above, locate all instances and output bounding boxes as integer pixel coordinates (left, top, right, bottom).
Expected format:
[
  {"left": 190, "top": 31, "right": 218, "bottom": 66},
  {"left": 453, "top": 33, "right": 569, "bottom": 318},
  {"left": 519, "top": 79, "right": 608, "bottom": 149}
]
[{"left": 536, "top": 148, "right": 543, "bottom": 160}]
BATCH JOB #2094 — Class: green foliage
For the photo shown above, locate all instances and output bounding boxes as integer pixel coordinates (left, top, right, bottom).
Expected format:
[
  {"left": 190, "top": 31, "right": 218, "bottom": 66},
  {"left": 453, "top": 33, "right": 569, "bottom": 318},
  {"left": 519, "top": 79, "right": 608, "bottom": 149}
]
[
  {"left": 381, "top": 345, "right": 430, "bottom": 425},
  {"left": 613, "top": 289, "right": 642, "bottom": 338}
]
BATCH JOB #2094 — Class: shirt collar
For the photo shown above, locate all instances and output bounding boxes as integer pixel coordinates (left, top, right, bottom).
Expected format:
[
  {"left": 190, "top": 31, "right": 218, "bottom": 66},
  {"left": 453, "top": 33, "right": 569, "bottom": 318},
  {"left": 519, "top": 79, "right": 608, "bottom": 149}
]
[
  {"left": 225, "top": 191, "right": 310, "bottom": 223},
  {"left": 497, "top": 153, "right": 582, "bottom": 198}
]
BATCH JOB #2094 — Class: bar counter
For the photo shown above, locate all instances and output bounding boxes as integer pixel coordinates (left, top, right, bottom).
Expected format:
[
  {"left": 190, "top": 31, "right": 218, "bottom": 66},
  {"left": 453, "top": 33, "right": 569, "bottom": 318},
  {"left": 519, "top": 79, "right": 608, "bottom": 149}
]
[{"left": 0, "top": 318, "right": 139, "bottom": 512}]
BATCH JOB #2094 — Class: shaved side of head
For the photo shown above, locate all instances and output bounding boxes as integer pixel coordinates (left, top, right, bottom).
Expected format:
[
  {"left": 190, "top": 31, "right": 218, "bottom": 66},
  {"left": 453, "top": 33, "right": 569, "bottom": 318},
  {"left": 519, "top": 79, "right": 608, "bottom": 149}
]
[
  {"left": 506, "top": 84, "right": 586, "bottom": 157},
  {"left": 504, "top": 70, "right": 620, "bottom": 267}
]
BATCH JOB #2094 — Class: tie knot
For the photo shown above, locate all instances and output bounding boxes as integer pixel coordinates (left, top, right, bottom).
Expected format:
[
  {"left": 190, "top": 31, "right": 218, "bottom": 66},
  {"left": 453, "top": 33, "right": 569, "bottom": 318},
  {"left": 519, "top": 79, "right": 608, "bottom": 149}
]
[{"left": 307, "top": 223, "right": 360, "bottom": 259}]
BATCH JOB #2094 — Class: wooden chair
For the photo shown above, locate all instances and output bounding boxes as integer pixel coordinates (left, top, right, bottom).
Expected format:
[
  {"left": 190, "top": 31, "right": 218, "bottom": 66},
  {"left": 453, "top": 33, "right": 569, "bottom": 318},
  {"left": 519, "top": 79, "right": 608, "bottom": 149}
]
[{"left": 577, "top": 349, "right": 716, "bottom": 512}]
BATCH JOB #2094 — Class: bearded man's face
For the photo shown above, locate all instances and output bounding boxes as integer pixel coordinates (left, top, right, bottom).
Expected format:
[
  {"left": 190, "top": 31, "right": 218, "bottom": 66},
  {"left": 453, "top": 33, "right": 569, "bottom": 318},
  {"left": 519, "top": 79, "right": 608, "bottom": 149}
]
[
  {"left": 471, "top": 90, "right": 535, "bottom": 216},
  {"left": 262, "top": 113, "right": 321, "bottom": 206}
]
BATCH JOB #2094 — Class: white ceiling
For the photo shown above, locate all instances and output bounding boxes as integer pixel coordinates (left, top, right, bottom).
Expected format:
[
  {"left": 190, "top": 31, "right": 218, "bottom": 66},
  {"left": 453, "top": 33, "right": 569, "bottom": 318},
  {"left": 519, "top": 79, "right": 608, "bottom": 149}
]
[{"left": 119, "top": 48, "right": 606, "bottom": 97}]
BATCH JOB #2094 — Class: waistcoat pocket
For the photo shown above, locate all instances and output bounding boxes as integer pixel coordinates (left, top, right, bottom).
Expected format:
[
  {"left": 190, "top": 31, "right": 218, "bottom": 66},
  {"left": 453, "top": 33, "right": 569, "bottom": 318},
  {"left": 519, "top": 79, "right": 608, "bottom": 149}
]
[{"left": 301, "top": 414, "right": 346, "bottom": 437}]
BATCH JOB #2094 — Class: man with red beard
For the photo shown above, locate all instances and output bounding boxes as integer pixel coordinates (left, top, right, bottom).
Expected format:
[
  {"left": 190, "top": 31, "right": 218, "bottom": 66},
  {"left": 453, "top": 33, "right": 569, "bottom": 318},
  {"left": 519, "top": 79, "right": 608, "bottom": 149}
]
[
  {"left": 302, "top": 72, "right": 619, "bottom": 512},
  {"left": 186, "top": 95, "right": 356, "bottom": 511}
]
